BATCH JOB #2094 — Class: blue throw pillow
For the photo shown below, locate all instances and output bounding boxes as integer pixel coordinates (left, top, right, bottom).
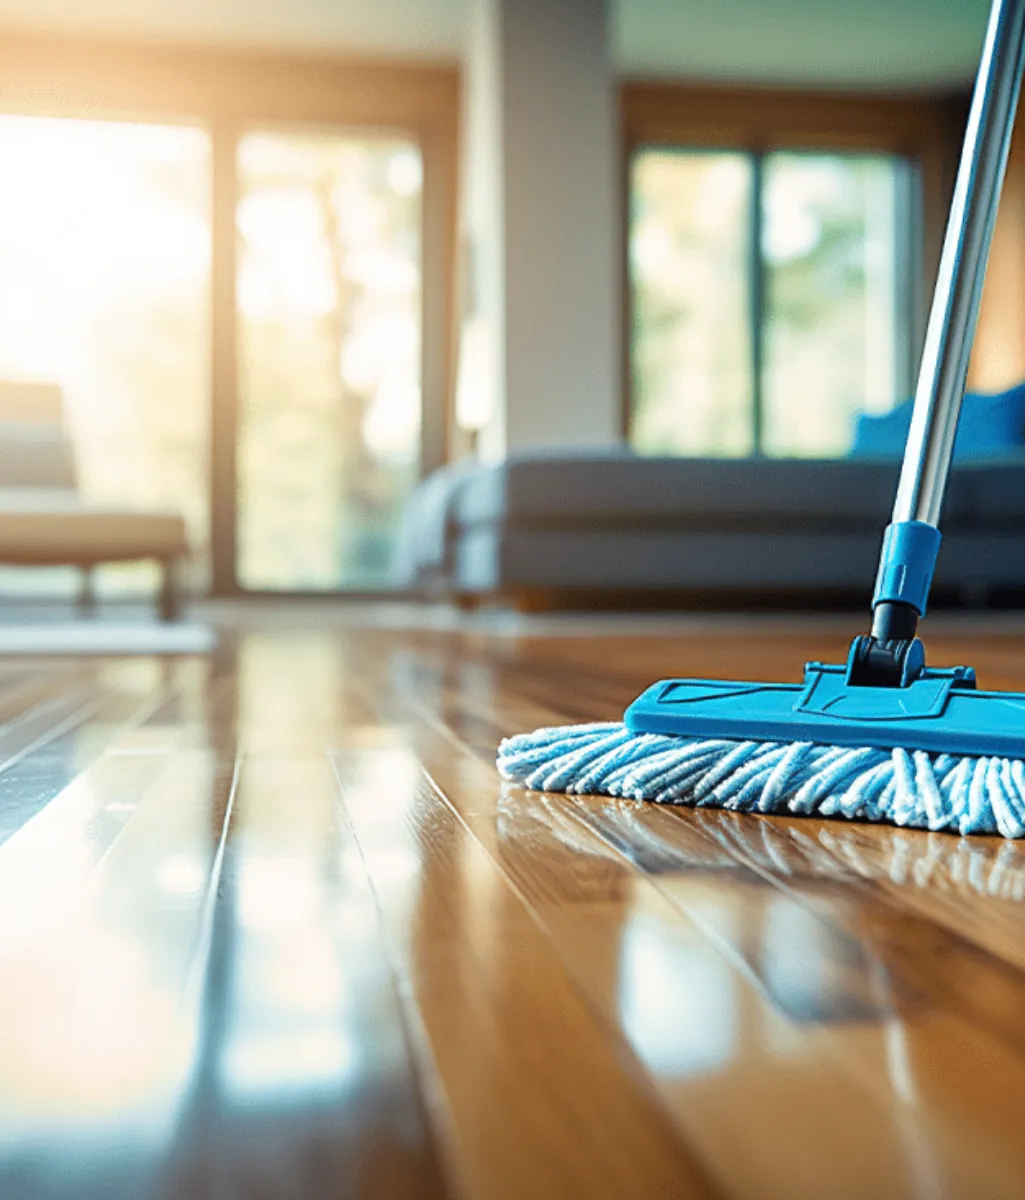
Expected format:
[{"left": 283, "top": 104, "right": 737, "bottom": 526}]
[{"left": 850, "top": 383, "right": 1025, "bottom": 461}]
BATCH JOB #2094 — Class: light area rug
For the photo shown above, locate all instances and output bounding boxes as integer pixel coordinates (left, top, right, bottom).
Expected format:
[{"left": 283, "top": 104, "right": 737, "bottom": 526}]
[{"left": 0, "top": 621, "right": 216, "bottom": 655}]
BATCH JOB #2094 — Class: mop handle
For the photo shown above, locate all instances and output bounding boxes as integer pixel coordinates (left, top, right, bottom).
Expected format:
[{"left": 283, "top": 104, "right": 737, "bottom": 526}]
[{"left": 893, "top": 0, "right": 1025, "bottom": 528}]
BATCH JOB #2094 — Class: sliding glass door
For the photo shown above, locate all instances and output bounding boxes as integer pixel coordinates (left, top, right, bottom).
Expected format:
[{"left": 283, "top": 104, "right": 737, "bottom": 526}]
[
  {"left": 0, "top": 115, "right": 211, "bottom": 597},
  {"left": 0, "top": 108, "right": 435, "bottom": 599},
  {"left": 235, "top": 130, "right": 423, "bottom": 591}
]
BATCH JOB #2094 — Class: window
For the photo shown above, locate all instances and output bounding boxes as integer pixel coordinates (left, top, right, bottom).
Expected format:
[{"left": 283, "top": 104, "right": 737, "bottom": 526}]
[
  {"left": 630, "top": 150, "right": 754, "bottom": 458},
  {"left": 0, "top": 115, "right": 211, "bottom": 598},
  {"left": 0, "top": 38, "right": 457, "bottom": 597},
  {"left": 630, "top": 146, "right": 915, "bottom": 459},
  {"left": 235, "top": 130, "right": 423, "bottom": 590}
]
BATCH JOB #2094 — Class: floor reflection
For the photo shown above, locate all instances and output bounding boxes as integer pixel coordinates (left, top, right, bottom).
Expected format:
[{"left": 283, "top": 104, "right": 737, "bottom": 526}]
[
  {"left": 0, "top": 748, "right": 224, "bottom": 1198},
  {"left": 579, "top": 795, "right": 1025, "bottom": 905},
  {"left": 1, "top": 619, "right": 1024, "bottom": 1199},
  {"left": 162, "top": 668, "right": 444, "bottom": 1198},
  {"left": 619, "top": 904, "right": 738, "bottom": 1076},
  {"left": 219, "top": 772, "right": 370, "bottom": 1109}
]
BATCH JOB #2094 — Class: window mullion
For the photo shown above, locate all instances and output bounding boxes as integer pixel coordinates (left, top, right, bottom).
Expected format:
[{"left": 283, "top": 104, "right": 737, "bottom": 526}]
[
  {"left": 895, "top": 159, "right": 923, "bottom": 400},
  {"left": 750, "top": 150, "right": 766, "bottom": 457},
  {"left": 210, "top": 119, "right": 240, "bottom": 596}
]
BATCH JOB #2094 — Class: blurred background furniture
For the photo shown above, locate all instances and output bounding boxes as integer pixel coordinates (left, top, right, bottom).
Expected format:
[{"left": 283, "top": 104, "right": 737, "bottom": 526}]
[
  {"left": 395, "top": 388, "right": 1025, "bottom": 610},
  {"left": 0, "top": 382, "right": 190, "bottom": 620}
]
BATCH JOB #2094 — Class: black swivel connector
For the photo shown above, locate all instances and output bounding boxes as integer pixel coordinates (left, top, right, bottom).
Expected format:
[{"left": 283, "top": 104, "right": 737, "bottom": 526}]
[{"left": 846, "top": 601, "right": 925, "bottom": 688}]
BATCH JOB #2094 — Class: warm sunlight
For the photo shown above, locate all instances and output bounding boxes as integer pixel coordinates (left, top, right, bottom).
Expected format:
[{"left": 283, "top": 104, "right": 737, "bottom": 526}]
[
  {"left": 235, "top": 131, "right": 423, "bottom": 590},
  {"left": 0, "top": 117, "right": 209, "bottom": 384},
  {"left": 0, "top": 114, "right": 211, "bottom": 594},
  {"left": 0, "top": 115, "right": 425, "bottom": 595}
]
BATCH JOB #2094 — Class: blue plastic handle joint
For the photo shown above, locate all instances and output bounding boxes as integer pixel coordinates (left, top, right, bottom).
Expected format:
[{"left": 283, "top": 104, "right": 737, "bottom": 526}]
[{"left": 872, "top": 521, "right": 943, "bottom": 617}]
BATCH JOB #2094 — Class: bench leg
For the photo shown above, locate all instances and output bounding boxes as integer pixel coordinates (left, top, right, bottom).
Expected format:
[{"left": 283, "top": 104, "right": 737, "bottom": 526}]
[
  {"left": 159, "top": 558, "right": 182, "bottom": 623},
  {"left": 77, "top": 566, "right": 96, "bottom": 617}
]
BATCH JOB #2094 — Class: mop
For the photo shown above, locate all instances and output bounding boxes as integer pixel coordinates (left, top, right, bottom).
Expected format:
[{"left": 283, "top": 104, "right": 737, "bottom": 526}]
[{"left": 498, "top": 0, "right": 1025, "bottom": 838}]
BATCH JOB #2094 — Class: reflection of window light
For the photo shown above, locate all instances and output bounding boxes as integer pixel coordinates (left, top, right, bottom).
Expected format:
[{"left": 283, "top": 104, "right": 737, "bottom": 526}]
[
  {"left": 761, "top": 900, "right": 827, "bottom": 1020},
  {"left": 342, "top": 844, "right": 419, "bottom": 888},
  {"left": 759, "top": 897, "right": 871, "bottom": 1024},
  {"left": 238, "top": 858, "right": 320, "bottom": 932},
  {"left": 155, "top": 853, "right": 208, "bottom": 899},
  {"left": 0, "top": 912, "right": 192, "bottom": 1129},
  {"left": 222, "top": 1029, "right": 357, "bottom": 1102},
  {"left": 275, "top": 943, "right": 349, "bottom": 1011},
  {"left": 619, "top": 914, "right": 736, "bottom": 1077}
]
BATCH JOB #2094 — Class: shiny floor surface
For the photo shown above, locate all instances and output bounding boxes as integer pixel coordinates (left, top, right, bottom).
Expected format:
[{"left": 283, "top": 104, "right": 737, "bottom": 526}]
[{"left": 3, "top": 611, "right": 1025, "bottom": 1199}]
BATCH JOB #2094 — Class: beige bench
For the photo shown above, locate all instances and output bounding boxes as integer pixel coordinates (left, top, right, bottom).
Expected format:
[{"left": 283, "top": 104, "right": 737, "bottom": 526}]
[{"left": 0, "top": 383, "right": 190, "bottom": 620}]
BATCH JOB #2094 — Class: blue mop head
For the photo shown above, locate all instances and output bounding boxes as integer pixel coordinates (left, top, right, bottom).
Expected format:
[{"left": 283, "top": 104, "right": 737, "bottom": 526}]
[
  {"left": 497, "top": 723, "right": 1025, "bottom": 838},
  {"left": 499, "top": 651, "right": 1025, "bottom": 838}
]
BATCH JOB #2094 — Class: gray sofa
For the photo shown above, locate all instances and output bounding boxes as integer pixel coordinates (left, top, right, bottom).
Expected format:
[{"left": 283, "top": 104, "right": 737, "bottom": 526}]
[{"left": 395, "top": 450, "right": 1025, "bottom": 609}]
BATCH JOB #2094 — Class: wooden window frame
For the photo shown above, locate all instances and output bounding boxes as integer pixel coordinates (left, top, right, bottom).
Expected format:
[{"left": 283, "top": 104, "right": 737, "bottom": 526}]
[
  {"left": 0, "top": 31, "right": 459, "bottom": 596},
  {"left": 620, "top": 80, "right": 968, "bottom": 448}
]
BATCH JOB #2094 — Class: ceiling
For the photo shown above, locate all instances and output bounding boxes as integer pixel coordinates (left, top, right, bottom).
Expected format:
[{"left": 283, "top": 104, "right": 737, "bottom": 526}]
[{"left": 0, "top": 0, "right": 992, "bottom": 89}]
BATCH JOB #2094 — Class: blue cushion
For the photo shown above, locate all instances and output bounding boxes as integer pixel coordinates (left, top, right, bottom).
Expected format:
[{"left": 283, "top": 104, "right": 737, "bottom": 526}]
[{"left": 850, "top": 383, "right": 1025, "bottom": 461}]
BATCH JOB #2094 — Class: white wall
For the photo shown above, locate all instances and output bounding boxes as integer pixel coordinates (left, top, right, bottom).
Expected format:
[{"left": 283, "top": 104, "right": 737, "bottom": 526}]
[
  {"left": 456, "top": 0, "right": 506, "bottom": 452},
  {"left": 457, "top": 0, "right": 622, "bottom": 458}
]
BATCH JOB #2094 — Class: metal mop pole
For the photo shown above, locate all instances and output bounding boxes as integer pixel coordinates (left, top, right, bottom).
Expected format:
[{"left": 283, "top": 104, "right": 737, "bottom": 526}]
[{"left": 860, "top": 0, "right": 1025, "bottom": 677}]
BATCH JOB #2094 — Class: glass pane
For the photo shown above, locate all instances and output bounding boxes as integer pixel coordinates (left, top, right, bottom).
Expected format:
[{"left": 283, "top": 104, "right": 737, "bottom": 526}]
[
  {"left": 762, "top": 153, "right": 906, "bottom": 457},
  {"left": 236, "top": 130, "right": 422, "bottom": 591},
  {"left": 629, "top": 149, "right": 754, "bottom": 457},
  {"left": 0, "top": 116, "right": 211, "bottom": 597}
]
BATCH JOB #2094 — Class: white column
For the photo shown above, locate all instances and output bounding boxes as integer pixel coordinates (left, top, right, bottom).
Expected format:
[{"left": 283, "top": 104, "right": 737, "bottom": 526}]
[{"left": 456, "top": 0, "right": 622, "bottom": 459}]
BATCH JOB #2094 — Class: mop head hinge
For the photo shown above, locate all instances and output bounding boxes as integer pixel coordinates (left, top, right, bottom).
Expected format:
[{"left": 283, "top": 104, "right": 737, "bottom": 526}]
[{"left": 846, "top": 633, "right": 928, "bottom": 688}]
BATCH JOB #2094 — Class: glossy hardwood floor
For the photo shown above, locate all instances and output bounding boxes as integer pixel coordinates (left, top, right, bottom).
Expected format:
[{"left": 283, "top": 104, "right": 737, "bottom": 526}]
[{"left": 3, "top": 606, "right": 1025, "bottom": 1199}]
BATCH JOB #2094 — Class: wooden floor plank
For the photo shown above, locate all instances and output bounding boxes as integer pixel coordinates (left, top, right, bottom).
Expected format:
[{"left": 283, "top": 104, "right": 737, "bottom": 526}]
[
  {"left": 165, "top": 755, "right": 451, "bottom": 1200},
  {"left": 376, "top": 623, "right": 1025, "bottom": 1198},
  {"left": 442, "top": 622, "right": 1025, "bottom": 980},
  {"left": 432, "top": 628, "right": 1025, "bottom": 962},
  {"left": 567, "top": 796, "right": 1025, "bottom": 1195},
  {"left": 332, "top": 740, "right": 719, "bottom": 1200},
  {"left": 0, "top": 662, "right": 178, "bottom": 849},
  {"left": 0, "top": 744, "right": 234, "bottom": 1200},
  {"left": 2, "top": 614, "right": 1025, "bottom": 1197},
  {"left": 397, "top": 710, "right": 1024, "bottom": 1200},
  {"left": 648, "top": 804, "right": 1025, "bottom": 970}
]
